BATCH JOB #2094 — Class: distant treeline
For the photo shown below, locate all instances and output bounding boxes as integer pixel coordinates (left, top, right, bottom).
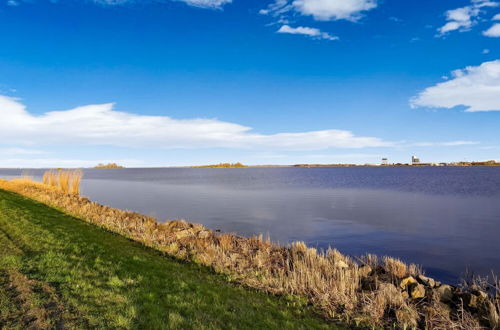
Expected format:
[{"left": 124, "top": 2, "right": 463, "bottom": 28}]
[
  {"left": 294, "top": 161, "right": 500, "bottom": 167},
  {"left": 458, "top": 160, "right": 500, "bottom": 166},
  {"left": 94, "top": 163, "right": 124, "bottom": 169},
  {"left": 193, "top": 162, "right": 248, "bottom": 168},
  {"left": 293, "top": 164, "right": 358, "bottom": 167}
]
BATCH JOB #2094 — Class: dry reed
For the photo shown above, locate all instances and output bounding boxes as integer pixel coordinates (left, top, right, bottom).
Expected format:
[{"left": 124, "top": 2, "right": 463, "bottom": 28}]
[
  {"left": 41, "top": 170, "right": 82, "bottom": 195},
  {"left": 0, "top": 177, "right": 498, "bottom": 329}
]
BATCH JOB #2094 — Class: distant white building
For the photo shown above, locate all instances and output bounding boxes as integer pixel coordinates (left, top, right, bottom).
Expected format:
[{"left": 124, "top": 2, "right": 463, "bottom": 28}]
[
  {"left": 382, "top": 158, "right": 388, "bottom": 165},
  {"left": 412, "top": 156, "right": 420, "bottom": 165}
]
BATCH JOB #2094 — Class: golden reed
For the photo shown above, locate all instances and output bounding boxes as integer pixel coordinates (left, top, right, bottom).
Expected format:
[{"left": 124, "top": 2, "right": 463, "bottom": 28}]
[
  {"left": 42, "top": 170, "right": 82, "bottom": 195},
  {"left": 0, "top": 177, "right": 498, "bottom": 329}
]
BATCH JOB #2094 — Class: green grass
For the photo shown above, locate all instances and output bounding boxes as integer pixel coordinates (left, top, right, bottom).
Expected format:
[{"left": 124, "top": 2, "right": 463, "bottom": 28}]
[{"left": 0, "top": 189, "right": 339, "bottom": 329}]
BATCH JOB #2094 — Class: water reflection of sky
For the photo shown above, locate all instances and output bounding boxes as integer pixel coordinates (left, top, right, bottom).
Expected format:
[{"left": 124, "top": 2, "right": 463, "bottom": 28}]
[{"left": 1, "top": 167, "right": 500, "bottom": 283}]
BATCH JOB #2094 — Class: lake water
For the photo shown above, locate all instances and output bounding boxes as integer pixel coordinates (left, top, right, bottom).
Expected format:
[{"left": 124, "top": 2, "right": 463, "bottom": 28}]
[{"left": 1, "top": 167, "right": 499, "bottom": 284}]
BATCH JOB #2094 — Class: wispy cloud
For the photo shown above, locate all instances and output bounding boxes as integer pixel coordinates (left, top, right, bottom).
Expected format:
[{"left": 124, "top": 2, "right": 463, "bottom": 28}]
[
  {"left": 438, "top": 7, "right": 477, "bottom": 35},
  {"left": 261, "top": 0, "right": 375, "bottom": 42},
  {"left": 8, "top": 0, "right": 232, "bottom": 9},
  {"left": 172, "top": 0, "right": 231, "bottom": 9},
  {"left": 277, "top": 25, "right": 338, "bottom": 40},
  {"left": 410, "top": 60, "right": 500, "bottom": 112},
  {"left": 301, "top": 153, "right": 382, "bottom": 159},
  {"left": 92, "top": 0, "right": 132, "bottom": 5},
  {"left": 0, "top": 95, "right": 392, "bottom": 151},
  {"left": 482, "top": 10, "right": 500, "bottom": 36},
  {"left": 408, "top": 141, "right": 480, "bottom": 147},
  {"left": 0, "top": 148, "right": 47, "bottom": 155},
  {"left": 0, "top": 158, "right": 144, "bottom": 168},
  {"left": 437, "top": 0, "right": 498, "bottom": 36},
  {"left": 483, "top": 23, "right": 500, "bottom": 36}
]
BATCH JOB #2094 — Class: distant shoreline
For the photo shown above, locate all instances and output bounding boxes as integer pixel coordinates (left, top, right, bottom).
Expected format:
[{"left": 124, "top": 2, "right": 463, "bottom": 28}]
[{"left": 2, "top": 162, "right": 500, "bottom": 170}]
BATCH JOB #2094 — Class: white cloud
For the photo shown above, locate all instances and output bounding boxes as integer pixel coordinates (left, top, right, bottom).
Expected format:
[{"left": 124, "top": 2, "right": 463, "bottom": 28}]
[
  {"left": 0, "top": 158, "right": 144, "bottom": 169},
  {"left": 0, "top": 148, "right": 46, "bottom": 155},
  {"left": 473, "top": 0, "right": 498, "bottom": 8},
  {"left": 292, "top": 0, "right": 377, "bottom": 21},
  {"left": 437, "top": 0, "right": 498, "bottom": 35},
  {"left": 174, "top": 0, "right": 231, "bottom": 9},
  {"left": 483, "top": 22, "right": 500, "bottom": 36},
  {"left": 9, "top": 0, "right": 232, "bottom": 9},
  {"left": 410, "top": 60, "right": 500, "bottom": 112},
  {"left": 389, "top": 16, "right": 402, "bottom": 22},
  {"left": 93, "top": 0, "right": 131, "bottom": 5},
  {"left": 409, "top": 141, "right": 479, "bottom": 147},
  {"left": 259, "top": 0, "right": 289, "bottom": 15},
  {"left": 262, "top": 0, "right": 377, "bottom": 22},
  {"left": 494, "top": 13, "right": 500, "bottom": 19},
  {"left": 0, "top": 95, "right": 391, "bottom": 150},
  {"left": 302, "top": 153, "right": 381, "bottom": 159},
  {"left": 438, "top": 21, "right": 467, "bottom": 34},
  {"left": 277, "top": 25, "right": 338, "bottom": 40},
  {"left": 438, "top": 7, "right": 477, "bottom": 34}
]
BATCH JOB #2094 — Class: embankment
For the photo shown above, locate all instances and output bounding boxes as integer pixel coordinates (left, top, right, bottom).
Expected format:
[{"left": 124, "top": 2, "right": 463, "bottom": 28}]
[{"left": 0, "top": 188, "right": 335, "bottom": 328}]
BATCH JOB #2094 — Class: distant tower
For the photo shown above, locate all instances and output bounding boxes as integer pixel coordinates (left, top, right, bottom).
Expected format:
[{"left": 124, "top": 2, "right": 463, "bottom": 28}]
[
  {"left": 382, "top": 158, "right": 388, "bottom": 165},
  {"left": 412, "top": 155, "right": 420, "bottom": 165}
]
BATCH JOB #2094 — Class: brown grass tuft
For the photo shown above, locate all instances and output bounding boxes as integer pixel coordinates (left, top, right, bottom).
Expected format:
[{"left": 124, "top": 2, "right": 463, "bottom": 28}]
[
  {"left": 383, "top": 256, "right": 409, "bottom": 279},
  {"left": 41, "top": 170, "right": 82, "bottom": 195}
]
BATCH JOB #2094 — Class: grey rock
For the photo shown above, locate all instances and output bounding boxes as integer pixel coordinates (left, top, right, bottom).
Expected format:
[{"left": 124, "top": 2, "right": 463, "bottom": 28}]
[
  {"left": 400, "top": 276, "right": 417, "bottom": 290},
  {"left": 436, "top": 284, "right": 454, "bottom": 303},
  {"left": 417, "top": 274, "right": 436, "bottom": 288},
  {"left": 410, "top": 283, "right": 426, "bottom": 299},
  {"left": 198, "top": 230, "right": 211, "bottom": 239}
]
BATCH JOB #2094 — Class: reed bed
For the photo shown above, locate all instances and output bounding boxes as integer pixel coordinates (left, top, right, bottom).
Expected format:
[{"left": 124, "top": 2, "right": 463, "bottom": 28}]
[
  {"left": 0, "top": 177, "right": 498, "bottom": 329},
  {"left": 42, "top": 170, "right": 82, "bottom": 195}
]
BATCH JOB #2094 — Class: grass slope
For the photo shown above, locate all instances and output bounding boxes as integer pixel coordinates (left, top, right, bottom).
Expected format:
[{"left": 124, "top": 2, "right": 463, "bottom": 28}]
[{"left": 0, "top": 189, "right": 338, "bottom": 329}]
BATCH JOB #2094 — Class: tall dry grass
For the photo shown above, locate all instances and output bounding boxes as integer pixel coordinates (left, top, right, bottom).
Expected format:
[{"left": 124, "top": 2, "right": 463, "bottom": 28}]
[
  {"left": 0, "top": 177, "right": 498, "bottom": 329},
  {"left": 42, "top": 170, "right": 82, "bottom": 195}
]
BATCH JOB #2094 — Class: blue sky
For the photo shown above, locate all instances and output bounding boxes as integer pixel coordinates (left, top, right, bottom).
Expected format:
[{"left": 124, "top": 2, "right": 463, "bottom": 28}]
[{"left": 1, "top": 0, "right": 500, "bottom": 167}]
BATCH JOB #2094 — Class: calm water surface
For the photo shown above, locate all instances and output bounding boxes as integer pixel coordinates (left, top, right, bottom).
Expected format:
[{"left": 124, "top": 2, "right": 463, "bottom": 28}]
[{"left": 1, "top": 167, "right": 499, "bottom": 283}]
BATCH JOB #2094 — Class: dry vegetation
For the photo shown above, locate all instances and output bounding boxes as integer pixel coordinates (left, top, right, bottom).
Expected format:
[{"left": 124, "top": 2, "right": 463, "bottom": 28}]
[
  {"left": 0, "top": 176, "right": 498, "bottom": 329},
  {"left": 42, "top": 170, "right": 83, "bottom": 195}
]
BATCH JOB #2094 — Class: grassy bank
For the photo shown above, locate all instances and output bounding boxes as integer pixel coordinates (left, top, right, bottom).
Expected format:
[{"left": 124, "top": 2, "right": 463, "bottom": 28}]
[{"left": 0, "top": 188, "right": 336, "bottom": 329}]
